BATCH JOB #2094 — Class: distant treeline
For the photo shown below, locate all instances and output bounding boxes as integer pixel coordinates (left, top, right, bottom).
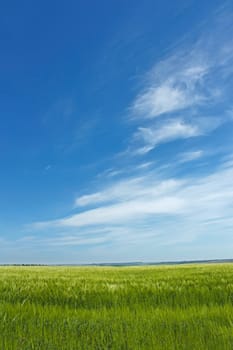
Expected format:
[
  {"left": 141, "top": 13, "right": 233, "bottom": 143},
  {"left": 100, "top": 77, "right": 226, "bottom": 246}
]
[{"left": 1, "top": 259, "right": 233, "bottom": 267}]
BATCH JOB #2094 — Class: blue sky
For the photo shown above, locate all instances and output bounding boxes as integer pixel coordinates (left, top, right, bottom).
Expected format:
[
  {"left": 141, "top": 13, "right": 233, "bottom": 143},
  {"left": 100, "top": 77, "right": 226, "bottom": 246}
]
[{"left": 1, "top": 0, "right": 233, "bottom": 263}]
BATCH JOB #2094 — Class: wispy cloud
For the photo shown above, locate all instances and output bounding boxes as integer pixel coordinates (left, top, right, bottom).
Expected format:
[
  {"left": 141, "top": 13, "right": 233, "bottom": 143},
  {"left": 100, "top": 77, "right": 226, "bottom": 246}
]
[
  {"left": 178, "top": 150, "right": 204, "bottom": 163},
  {"left": 131, "top": 62, "right": 208, "bottom": 119},
  {"left": 130, "top": 9, "right": 233, "bottom": 122},
  {"left": 131, "top": 115, "right": 223, "bottom": 155},
  {"left": 75, "top": 176, "right": 181, "bottom": 208},
  {"left": 30, "top": 159, "right": 233, "bottom": 248},
  {"left": 125, "top": 9, "right": 233, "bottom": 157},
  {"left": 133, "top": 119, "right": 203, "bottom": 154}
]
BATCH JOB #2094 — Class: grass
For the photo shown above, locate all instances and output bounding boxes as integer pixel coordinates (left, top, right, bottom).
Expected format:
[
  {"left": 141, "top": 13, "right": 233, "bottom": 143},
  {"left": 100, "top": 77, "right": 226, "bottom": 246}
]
[{"left": 0, "top": 264, "right": 233, "bottom": 349}]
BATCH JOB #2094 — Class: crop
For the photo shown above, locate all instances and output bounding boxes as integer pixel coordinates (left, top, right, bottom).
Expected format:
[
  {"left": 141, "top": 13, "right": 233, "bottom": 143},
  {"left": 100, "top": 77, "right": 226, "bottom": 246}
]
[{"left": 0, "top": 264, "right": 233, "bottom": 349}]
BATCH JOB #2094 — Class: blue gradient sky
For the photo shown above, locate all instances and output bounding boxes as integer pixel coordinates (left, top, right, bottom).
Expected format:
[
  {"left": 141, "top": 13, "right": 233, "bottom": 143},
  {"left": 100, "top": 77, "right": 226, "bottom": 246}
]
[{"left": 1, "top": 0, "right": 233, "bottom": 263}]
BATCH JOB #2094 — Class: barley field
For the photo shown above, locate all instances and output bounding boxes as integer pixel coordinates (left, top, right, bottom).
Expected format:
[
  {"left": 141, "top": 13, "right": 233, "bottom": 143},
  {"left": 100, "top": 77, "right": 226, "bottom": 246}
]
[{"left": 0, "top": 264, "right": 233, "bottom": 349}]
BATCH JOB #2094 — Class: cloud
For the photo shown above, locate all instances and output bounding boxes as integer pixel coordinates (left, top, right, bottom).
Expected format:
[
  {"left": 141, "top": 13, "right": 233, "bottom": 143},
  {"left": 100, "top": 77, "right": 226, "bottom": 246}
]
[
  {"left": 130, "top": 9, "right": 233, "bottom": 122},
  {"left": 132, "top": 115, "right": 223, "bottom": 155},
  {"left": 61, "top": 197, "right": 184, "bottom": 227},
  {"left": 134, "top": 119, "right": 203, "bottom": 154},
  {"left": 32, "top": 176, "right": 184, "bottom": 230},
  {"left": 178, "top": 150, "right": 204, "bottom": 163},
  {"left": 131, "top": 63, "right": 208, "bottom": 119},
  {"left": 75, "top": 177, "right": 143, "bottom": 207},
  {"left": 29, "top": 157, "right": 233, "bottom": 253},
  {"left": 125, "top": 9, "right": 233, "bottom": 158},
  {"left": 31, "top": 156, "right": 233, "bottom": 228},
  {"left": 75, "top": 176, "right": 181, "bottom": 207},
  {"left": 136, "top": 162, "right": 154, "bottom": 169}
]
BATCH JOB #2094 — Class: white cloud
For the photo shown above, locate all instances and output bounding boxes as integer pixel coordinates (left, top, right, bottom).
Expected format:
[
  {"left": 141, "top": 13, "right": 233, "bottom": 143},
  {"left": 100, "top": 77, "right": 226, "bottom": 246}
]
[
  {"left": 76, "top": 192, "right": 105, "bottom": 207},
  {"left": 31, "top": 160, "right": 233, "bottom": 243},
  {"left": 60, "top": 197, "right": 184, "bottom": 228},
  {"left": 133, "top": 119, "right": 203, "bottom": 154},
  {"left": 136, "top": 162, "right": 154, "bottom": 169},
  {"left": 75, "top": 176, "right": 181, "bottom": 207},
  {"left": 178, "top": 150, "right": 204, "bottom": 163},
  {"left": 131, "top": 63, "right": 207, "bottom": 119},
  {"left": 126, "top": 10, "right": 233, "bottom": 158},
  {"left": 75, "top": 177, "right": 144, "bottom": 207},
  {"left": 130, "top": 9, "right": 233, "bottom": 122}
]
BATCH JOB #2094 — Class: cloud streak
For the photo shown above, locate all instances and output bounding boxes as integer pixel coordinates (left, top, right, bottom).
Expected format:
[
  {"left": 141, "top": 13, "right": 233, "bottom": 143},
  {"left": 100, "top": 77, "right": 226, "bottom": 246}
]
[
  {"left": 178, "top": 150, "right": 204, "bottom": 163},
  {"left": 31, "top": 159, "right": 233, "bottom": 246},
  {"left": 134, "top": 119, "right": 203, "bottom": 154}
]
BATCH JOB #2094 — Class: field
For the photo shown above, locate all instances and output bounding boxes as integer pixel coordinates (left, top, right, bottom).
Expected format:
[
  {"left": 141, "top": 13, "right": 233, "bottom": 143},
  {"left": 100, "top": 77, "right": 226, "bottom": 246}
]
[{"left": 0, "top": 264, "right": 233, "bottom": 349}]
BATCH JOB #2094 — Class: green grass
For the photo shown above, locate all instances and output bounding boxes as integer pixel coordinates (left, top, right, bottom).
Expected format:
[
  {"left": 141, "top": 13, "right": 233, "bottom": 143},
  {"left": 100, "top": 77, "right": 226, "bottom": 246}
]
[{"left": 0, "top": 264, "right": 233, "bottom": 349}]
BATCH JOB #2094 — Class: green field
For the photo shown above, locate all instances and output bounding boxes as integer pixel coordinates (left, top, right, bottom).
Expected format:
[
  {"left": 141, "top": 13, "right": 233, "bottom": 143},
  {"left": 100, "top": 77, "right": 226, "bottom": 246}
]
[{"left": 0, "top": 264, "right": 233, "bottom": 349}]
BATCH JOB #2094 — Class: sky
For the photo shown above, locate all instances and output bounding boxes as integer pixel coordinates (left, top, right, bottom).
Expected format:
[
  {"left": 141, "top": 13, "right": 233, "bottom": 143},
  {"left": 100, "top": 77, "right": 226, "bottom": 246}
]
[{"left": 1, "top": 0, "right": 233, "bottom": 264}]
